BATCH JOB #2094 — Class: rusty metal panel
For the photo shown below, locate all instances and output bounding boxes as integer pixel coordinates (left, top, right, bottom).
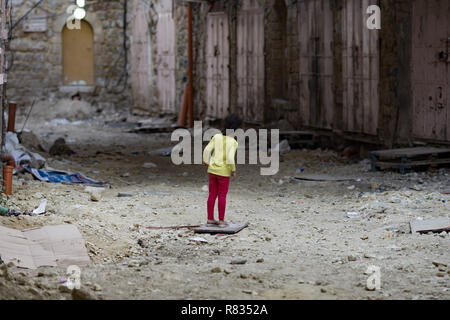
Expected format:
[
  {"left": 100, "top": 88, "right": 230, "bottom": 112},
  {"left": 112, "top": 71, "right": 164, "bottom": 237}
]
[
  {"left": 237, "top": 0, "right": 265, "bottom": 123},
  {"left": 156, "top": 0, "right": 176, "bottom": 114},
  {"left": 298, "top": 0, "right": 334, "bottom": 129},
  {"left": 412, "top": 0, "right": 449, "bottom": 141},
  {"left": 206, "top": 12, "right": 230, "bottom": 119},
  {"left": 342, "top": 0, "right": 379, "bottom": 135},
  {"left": 130, "top": 0, "right": 152, "bottom": 111}
]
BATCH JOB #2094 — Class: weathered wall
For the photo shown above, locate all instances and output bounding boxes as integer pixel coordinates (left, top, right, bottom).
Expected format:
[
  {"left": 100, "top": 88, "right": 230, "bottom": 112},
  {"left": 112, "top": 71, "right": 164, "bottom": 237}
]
[{"left": 7, "top": 0, "right": 131, "bottom": 111}]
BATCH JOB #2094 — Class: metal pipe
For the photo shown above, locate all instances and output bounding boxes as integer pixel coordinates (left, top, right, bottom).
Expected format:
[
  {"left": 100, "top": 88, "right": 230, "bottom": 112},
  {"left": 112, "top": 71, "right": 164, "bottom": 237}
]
[
  {"left": 7, "top": 102, "right": 16, "bottom": 132},
  {"left": 1, "top": 153, "right": 14, "bottom": 167},
  {"left": 187, "top": 2, "right": 194, "bottom": 128},
  {"left": 1, "top": 153, "right": 14, "bottom": 196}
]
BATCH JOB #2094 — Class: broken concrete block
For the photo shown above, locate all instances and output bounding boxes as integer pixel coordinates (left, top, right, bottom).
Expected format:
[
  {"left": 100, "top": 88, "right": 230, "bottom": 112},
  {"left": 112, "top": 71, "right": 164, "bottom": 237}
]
[{"left": 410, "top": 218, "right": 450, "bottom": 234}]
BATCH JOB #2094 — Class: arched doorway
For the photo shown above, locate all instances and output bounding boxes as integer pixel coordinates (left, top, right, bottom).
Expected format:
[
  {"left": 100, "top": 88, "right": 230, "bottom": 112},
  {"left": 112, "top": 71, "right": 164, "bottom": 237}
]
[{"left": 62, "top": 20, "right": 94, "bottom": 86}]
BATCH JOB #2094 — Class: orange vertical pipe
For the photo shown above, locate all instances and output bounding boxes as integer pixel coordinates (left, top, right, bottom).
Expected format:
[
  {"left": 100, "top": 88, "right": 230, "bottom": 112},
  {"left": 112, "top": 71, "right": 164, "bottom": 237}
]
[
  {"left": 7, "top": 103, "right": 16, "bottom": 132},
  {"left": 1, "top": 154, "right": 15, "bottom": 196},
  {"left": 187, "top": 2, "right": 194, "bottom": 128},
  {"left": 3, "top": 165, "right": 13, "bottom": 195}
]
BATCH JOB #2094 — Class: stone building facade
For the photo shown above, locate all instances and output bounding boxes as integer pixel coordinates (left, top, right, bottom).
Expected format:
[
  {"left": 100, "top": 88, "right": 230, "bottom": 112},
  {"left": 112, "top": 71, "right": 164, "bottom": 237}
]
[
  {"left": 5, "top": 0, "right": 450, "bottom": 147},
  {"left": 7, "top": 0, "right": 131, "bottom": 110}
]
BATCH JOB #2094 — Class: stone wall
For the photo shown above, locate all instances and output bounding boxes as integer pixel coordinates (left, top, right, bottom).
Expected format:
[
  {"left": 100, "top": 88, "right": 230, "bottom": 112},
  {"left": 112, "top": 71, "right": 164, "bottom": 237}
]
[{"left": 7, "top": 0, "right": 130, "bottom": 111}]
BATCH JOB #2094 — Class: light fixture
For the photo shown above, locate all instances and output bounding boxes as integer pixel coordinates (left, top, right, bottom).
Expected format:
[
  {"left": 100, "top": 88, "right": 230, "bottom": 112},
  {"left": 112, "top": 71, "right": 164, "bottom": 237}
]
[
  {"left": 74, "top": 7, "right": 86, "bottom": 20},
  {"left": 76, "top": 0, "right": 85, "bottom": 8}
]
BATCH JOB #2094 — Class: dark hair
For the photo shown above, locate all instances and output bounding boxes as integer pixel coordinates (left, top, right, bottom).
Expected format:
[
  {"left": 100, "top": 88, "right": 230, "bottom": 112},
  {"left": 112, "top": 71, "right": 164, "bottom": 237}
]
[
  {"left": 71, "top": 92, "right": 81, "bottom": 100},
  {"left": 223, "top": 114, "right": 242, "bottom": 132}
]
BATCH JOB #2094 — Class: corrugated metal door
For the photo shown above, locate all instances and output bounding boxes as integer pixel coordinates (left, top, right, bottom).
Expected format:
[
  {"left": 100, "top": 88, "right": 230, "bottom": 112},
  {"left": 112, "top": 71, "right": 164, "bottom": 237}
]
[
  {"left": 237, "top": 0, "right": 264, "bottom": 123},
  {"left": 206, "top": 12, "right": 230, "bottom": 119},
  {"left": 130, "top": 0, "right": 152, "bottom": 110},
  {"left": 156, "top": 0, "right": 176, "bottom": 114},
  {"left": 298, "top": 0, "right": 334, "bottom": 129},
  {"left": 342, "top": 0, "right": 380, "bottom": 135},
  {"left": 412, "top": 0, "right": 450, "bottom": 141}
]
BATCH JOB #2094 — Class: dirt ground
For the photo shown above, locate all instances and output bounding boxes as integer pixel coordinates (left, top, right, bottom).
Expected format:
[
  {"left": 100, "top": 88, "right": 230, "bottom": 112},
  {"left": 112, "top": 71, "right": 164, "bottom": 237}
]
[{"left": 0, "top": 107, "right": 449, "bottom": 300}]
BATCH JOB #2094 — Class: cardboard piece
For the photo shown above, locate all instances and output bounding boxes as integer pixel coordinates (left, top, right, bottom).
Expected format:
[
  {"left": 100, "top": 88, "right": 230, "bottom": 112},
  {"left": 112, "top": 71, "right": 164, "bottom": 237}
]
[
  {"left": 410, "top": 218, "right": 450, "bottom": 234},
  {"left": 0, "top": 224, "right": 90, "bottom": 269},
  {"left": 194, "top": 222, "right": 249, "bottom": 234}
]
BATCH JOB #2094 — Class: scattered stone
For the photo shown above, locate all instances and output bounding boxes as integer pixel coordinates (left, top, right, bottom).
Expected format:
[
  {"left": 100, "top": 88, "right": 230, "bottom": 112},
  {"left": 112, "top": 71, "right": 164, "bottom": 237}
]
[
  {"left": 211, "top": 267, "right": 221, "bottom": 273},
  {"left": 365, "top": 284, "right": 376, "bottom": 291},
  {"left": 361, "top": 235, "right": 369, "bottom": 240},
  {"left": 27, "top": 287, "right": 41, "bottom": 297},
  {"left": 231, "top": 258, "right": 247, "bottom": 265},
  {"left": 58, "top": 284, "right": 71, "bottom": 293},
  {"left": 347, "top": 255, "right": 357, "bottom": 262},
  {"left": 118, "top": 193, "right": 133, "bottom": 197},
  {"left": 49, "top": 138, "right": 75, "bottom": 156},
  {"left": 256, "top": 258, "right": 264, "bottom": 263},
  {"left": 432, "top": 261, "right": 447, "bottom": 268},
  {"left": 90, "top": 192, "right": 102, "bottom": 202},
  {"left": 72, "top": 288, "right": 95, "bottom": 300},
  {"left": 92, "top": 284, "right": 102, "bottom": 292}
]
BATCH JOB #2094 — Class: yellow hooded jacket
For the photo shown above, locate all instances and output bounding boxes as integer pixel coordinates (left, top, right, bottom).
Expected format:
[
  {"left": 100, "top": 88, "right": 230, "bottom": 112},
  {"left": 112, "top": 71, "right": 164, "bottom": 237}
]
[{"left": 203, "top": 133, "right": 238, "bottom": 177}]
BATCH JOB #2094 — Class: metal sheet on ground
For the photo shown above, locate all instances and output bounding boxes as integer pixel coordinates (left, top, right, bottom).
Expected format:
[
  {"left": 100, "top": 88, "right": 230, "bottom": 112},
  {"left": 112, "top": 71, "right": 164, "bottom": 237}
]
[
  {"left": 194, "top": 222, "right": 249, "bottom": 234},
  {"left": 410, "top": 218, "right": 450, "bottom": 234}
]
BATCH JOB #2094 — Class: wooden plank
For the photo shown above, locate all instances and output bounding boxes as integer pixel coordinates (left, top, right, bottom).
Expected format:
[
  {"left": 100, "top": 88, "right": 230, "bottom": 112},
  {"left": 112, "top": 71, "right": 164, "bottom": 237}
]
[
  {"left": 131, "top": 0, "right": 152, "bottom": 111},
  {"left": 206, "top": 12, "right": 230, "bottom": 119},
  {"left": 410, "top": 218, "right": 450, "bottom": 234},
  {"left": 372, "top": 147, "right": 450, "bottom": 159},
  {"left": 194, "top": 222, "right": 249, "bottom": 234},
  {"left": 156, "top": 1, "right": 176, "bottom": 114},
  {"left": 375, "top": 158, "right": 450, "bottom": 168}
]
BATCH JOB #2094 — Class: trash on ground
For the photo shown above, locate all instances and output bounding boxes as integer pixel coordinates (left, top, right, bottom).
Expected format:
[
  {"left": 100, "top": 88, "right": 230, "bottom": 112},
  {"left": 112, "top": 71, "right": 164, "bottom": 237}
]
[
  {"left": 188, "top": 237, "right": 208, "bottom": 243},
  {"left": 23, "top": 166, "right": 106, "bottom": 185},
  {"left": 272, "top": 139, "right": 291, "bottom": 155},
  {"left": 0, "top": 224, "right": 90, "bottom": 269},
  {"left": 0, "top": 206, "right": 20, "bottom": 217},
  {"left": 346, "top": 212, "right": 360, "bottom": 218},
  {"left": 31, "top": 199, "right": 47, "bottom": 216},
  {"left": 4, "top": 131, "right": 46, "bottom": 168},
  {"left": 142, "top": 162, "right": 157, "bottom": 168},
  {"left": 148, "top": 147, "right": 173, "bottom": 157}
]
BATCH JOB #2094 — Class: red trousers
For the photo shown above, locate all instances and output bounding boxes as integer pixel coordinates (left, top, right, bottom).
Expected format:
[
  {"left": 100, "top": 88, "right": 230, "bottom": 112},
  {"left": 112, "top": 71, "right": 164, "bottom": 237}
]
[{"left": 207, "top": 173, "right": 230, "bottom": 221}]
